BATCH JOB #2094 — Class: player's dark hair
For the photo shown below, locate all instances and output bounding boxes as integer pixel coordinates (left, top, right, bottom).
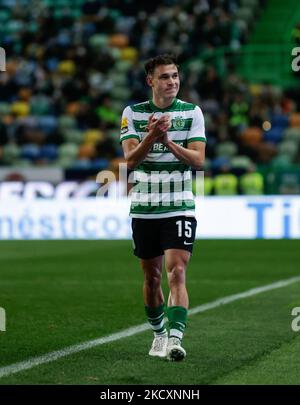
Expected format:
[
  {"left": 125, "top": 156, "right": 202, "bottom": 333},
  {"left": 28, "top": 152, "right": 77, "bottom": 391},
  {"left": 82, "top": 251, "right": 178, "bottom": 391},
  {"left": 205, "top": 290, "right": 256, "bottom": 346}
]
[{"left": 144, "top": 54, "right": 179, "bottom": 76}]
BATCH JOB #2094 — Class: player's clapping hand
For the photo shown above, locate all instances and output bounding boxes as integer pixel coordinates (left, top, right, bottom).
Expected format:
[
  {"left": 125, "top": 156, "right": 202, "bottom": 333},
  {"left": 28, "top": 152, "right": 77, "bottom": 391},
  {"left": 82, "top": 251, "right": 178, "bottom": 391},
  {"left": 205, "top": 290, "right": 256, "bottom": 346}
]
[{"left": 148, "top": 113, "right": 171, "bottom": 139}]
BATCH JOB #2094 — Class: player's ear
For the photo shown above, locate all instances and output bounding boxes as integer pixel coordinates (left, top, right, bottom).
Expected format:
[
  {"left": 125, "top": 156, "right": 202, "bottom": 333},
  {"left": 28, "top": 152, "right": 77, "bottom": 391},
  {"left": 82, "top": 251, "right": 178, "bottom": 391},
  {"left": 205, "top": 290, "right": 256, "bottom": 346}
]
[{"left": 146, "top": 74, "right": 153, "bottom": 87}]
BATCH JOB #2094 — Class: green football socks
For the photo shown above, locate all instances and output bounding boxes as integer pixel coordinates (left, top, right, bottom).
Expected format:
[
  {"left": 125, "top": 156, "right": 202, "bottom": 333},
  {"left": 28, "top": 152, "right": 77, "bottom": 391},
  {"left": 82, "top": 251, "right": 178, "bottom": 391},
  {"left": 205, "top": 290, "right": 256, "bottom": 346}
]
[
  {"left": 167, "top": 306, "right": 187, "bottom": 340},
  {"left": 145, "top": 304, "right": 167, "bottom": 336}
]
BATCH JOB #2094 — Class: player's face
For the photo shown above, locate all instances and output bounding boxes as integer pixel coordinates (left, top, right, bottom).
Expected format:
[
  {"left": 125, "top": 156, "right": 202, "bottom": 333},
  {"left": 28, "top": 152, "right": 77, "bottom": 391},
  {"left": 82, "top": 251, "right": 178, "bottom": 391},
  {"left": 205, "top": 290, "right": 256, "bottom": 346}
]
[{"left": 148, "top": 64, "right": 180, "bottom": 100}]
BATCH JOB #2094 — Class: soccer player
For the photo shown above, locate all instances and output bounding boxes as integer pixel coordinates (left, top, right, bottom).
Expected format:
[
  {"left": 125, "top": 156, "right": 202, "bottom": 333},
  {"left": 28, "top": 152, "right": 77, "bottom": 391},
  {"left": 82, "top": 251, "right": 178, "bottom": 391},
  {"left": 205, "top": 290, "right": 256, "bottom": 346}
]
[{"left": 120, "top": 54, "right": 206, "bottom": 361}]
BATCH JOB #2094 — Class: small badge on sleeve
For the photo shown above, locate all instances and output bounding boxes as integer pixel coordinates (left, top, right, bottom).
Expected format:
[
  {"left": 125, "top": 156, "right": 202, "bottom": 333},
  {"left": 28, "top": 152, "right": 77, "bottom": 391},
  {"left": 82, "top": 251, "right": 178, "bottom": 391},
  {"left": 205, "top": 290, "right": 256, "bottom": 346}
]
[{"left": 121, "top": 117, "right": 129, "bottom": 134}]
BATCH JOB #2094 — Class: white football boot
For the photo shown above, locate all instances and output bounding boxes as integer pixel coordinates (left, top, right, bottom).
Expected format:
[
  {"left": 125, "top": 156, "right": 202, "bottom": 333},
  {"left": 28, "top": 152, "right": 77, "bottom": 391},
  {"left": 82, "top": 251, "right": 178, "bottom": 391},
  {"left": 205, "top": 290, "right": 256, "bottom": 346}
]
[
  {"left": 148, "top": 333, "right": 168, "bottom": 358},
  {"left": 166, "top": 337, "right": 186, "bottom": 361}
]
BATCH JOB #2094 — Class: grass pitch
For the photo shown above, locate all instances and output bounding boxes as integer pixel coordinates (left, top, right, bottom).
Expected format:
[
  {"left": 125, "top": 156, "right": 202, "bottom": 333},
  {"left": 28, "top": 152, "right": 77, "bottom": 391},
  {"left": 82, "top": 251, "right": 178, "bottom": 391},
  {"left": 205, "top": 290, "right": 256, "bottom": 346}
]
[{"left": 0, "top": 240, "right": 300, "bottom": 385}]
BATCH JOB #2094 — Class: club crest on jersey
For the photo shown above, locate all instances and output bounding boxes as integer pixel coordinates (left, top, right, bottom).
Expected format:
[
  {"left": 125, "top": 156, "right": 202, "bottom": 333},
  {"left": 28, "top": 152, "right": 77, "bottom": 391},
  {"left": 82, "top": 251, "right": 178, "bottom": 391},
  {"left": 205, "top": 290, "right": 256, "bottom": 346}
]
[{"left": 172, "top": 116, "right": 185, "bottom": 130}]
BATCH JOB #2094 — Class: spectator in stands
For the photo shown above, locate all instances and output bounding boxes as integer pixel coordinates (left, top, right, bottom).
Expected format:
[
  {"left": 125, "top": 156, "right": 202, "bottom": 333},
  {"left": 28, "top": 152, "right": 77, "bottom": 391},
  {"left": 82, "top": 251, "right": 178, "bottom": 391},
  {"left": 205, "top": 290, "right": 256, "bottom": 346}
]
[
  {"left": 214, "top": 163, "right": 238, "bottom": 195},
  {"left": 0, "top": 0, "right": 299, "bottom": 197},
  {"left": 239, "top": 164, "right": 264, "bottom": 195}
]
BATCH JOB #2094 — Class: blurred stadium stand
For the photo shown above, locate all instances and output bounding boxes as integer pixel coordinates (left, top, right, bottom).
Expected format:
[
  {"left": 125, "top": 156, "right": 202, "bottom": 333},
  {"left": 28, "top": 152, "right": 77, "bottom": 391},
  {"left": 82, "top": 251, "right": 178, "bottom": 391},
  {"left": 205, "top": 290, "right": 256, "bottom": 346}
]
[{"left": 0, "top": 0, "right": 300, "bottom": 195}]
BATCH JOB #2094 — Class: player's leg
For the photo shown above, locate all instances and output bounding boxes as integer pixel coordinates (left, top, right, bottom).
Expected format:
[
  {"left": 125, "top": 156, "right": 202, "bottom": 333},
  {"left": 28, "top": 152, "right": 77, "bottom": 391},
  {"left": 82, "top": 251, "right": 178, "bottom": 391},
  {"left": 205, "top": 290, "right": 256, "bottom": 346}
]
[
  {"left": 132, "top": 217, "right": 165, "bottom": 327},
  {"left": 141, "top": 256, "right": 168, "bottom": 357},
  {"left": 160, "top": 215, "right": 197, "bottom": 359},
  {"left": 164, "top": 249, "right": 191, "bottom": 361},
  {"left": 141, "top": 256, "right": 164, "bottom": 308},
  {"left": 165, "top": 249, "right": 190, "bottom": 307},
  {"left": 167, "top": 290, "right": 173, "bottom": 306},
  {"left": 132, "top": 218, "right": 168, "bottom": 357}
]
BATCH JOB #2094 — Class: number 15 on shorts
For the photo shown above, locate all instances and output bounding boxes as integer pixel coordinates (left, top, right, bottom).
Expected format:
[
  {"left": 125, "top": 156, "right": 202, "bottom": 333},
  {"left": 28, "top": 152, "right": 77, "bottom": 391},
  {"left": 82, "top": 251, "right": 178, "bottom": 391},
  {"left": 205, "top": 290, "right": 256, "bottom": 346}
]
[{"left": 176, "top": 220, "right": 192, "bottom": 238}]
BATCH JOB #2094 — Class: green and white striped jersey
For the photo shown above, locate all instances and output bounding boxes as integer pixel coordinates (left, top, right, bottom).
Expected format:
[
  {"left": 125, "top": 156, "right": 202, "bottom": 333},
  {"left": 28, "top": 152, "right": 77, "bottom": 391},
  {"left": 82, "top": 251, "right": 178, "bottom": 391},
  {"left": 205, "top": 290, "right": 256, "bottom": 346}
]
[{"left": 120, "top": 98, "right": 206, "bottom": 219}]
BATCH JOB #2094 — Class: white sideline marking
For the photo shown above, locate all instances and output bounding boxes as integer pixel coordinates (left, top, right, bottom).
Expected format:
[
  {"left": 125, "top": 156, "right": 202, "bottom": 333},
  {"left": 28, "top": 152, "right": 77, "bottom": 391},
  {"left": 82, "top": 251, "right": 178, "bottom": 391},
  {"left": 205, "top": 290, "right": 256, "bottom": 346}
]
[{"left": 1, "top": 275, "right": 300, "bottom": 379}]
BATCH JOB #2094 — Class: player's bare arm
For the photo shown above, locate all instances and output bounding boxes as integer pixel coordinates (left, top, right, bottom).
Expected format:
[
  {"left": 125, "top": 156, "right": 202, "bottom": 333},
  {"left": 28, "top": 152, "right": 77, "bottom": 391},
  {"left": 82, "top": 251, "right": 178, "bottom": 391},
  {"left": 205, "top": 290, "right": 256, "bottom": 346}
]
[
  {"left": 161, "top": 138, "right": 206, "bottom": 169},
  {"left": 122, "top": 114, "right": 172, "bottom": 169}
]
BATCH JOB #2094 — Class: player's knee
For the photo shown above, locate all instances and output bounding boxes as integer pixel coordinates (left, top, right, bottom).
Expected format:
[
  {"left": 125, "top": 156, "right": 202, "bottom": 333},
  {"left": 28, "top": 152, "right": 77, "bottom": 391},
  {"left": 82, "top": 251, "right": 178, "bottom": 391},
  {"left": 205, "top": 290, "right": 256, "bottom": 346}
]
[
  {"left": 168, "top": 264, "right": 186, "bottom": 285},
  {"left": 146, "top": 274, "right": 162, "bottom": 290},
  {"left": 144, "top": 268, "right": 162, "bottom": 289}
]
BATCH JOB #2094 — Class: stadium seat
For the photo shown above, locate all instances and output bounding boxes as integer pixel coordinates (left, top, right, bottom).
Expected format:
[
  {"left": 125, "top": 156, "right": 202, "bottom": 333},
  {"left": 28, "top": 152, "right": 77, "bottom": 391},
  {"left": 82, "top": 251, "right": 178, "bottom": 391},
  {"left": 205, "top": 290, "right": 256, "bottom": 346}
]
[
  {"left": 89, "top": 34, "right": 108, "bottom": 49},
  {"left": 271, "top": 153, "right": 293, "bottom": 169},
  {"left": 71, "top": 158, "right": 92, "bottom": 169},
  {"left": 215, "top": 141, "right": 238, "bottom": 159},
  {"left": 271, "top": 113, "right": 289, "bottom": 130},
  {"left": 230, "top": 155, "right": 253, "bottom": 170},
  {"left": 229, "top": 155, "right": 253, "bottom": 176},
  {"left": 58, "top": 143, "right": 79, "bottom": 160},
  {"left": 108, "top": 34, "right": 129, "bottom": 48},
  {"left": 30, "top": 96, "right": 51, "bottom": 116},
  {"left": 0, "top": 103, "right": 11, "bottom": 116},
  {"left": 83, "top": 129, "right": 104, "bottom": 145},
  {"left": 55, "top": 156, "right": 75, "bottom": 168},
  {"left": 277, "top": 140, "right": 298, "bottom": 160},
  {"left": 6, "top": 20, "right": 24, "bottom": 34},
  {"left": 11, "top": 101, "right": 30, "bottom": 117},
  {"left": 58, "top": 60, "right": 76, "bottom": 75},
  {"left": 2, "top": 143, "right": 21, "bottom": 164},
  {"left": 90, "top": 158, "right": 110, "bottom": 170},
  {"left": 289, "top": 113, "right": 300, "bottom": 127},
  {"left": 0, "top": 10, "right": 11, "bottom": 24},
  {"left": 211, "top": 156, "right": 231, "bottom": 172},
  {"left": 283, "top": 127, "right": 300, "bottom": 143},
  {"left": 39, "top": 144, "right": 58, "bottom": 161},
  {"left": 58, "top": 116, "right": 76, "bottom": 132},
  {"left": 114, "top": 60, "right": 133, "bottom": 73},
  {"left": 66, "top": 102, "right": 81, "bottom": 116},
  {"left": 263, "top": 127, "right": 283, "bottom": 144},
  {"left": 37, "top": 116, "right": 57, "bottom": 136},
  {"left": 78, "top": 144, "right": 96, "bottom": 159},
  {"left": 21, "top": 144, "right": 40, "bottom": 161},
  {"left": 62, "top": 129, "right": 83, "bottom": 145},
  {"left": 121, "top": 47, "right": 138, "bottom": 63}
]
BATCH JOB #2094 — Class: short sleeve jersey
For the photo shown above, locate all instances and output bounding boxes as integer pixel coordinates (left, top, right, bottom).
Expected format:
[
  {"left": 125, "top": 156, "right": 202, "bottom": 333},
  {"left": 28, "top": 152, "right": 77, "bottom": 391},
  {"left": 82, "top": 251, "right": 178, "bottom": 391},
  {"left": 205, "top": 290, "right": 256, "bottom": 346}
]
[{"left": 120, "top": 98, "right": 206, "bottom": 219}]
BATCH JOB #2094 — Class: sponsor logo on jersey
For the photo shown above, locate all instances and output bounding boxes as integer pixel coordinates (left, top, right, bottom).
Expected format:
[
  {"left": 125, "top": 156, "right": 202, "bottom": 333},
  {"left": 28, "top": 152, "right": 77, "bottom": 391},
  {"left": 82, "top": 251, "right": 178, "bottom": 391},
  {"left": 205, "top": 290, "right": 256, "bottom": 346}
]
[{"left": 151, "top": 141, "right": 185, "bottom": 152}]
